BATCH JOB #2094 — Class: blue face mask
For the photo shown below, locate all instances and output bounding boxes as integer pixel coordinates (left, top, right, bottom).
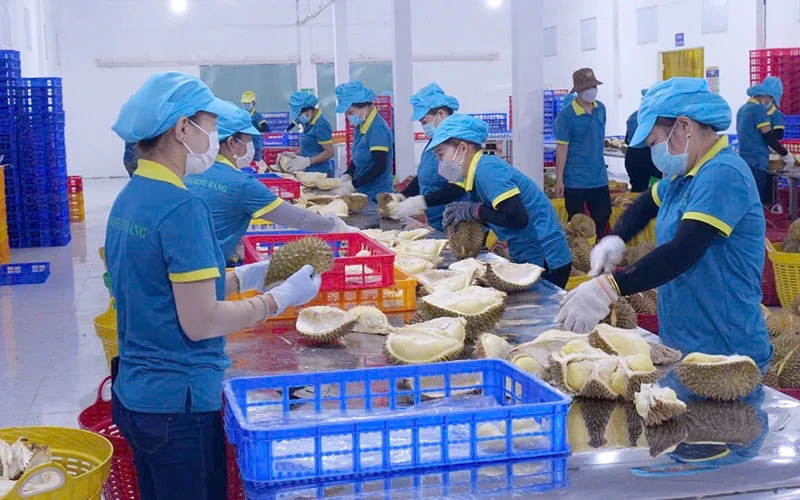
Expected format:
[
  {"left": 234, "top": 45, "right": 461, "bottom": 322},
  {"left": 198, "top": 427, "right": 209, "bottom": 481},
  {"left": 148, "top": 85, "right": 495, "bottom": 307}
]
[
  {"left": 422, "top": 122, "right": 436, "bottom": 138},
  {"left": 298, "top": 113, "right": 311, "bottom": 125},
  {"left": 438, "top": 147, "right": 465, "bottom": 183},
  {"left": 650, "top": 123, "right": 689, "bottom": 176},
  {"left": 347, "top": 113, "right": 364, "bottom": 126}
]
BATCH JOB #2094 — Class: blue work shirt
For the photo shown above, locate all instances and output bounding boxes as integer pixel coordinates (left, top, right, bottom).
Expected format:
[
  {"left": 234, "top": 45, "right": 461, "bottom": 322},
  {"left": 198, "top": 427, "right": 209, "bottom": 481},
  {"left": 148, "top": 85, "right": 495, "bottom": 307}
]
[
  {"left": 651, "top": 136, "right": 772, "bottom": 371},
  {"left": 555, "top": 98, "right": 608, "bottom": 189},
  {"left": 460, "top": 151, "right": 572, "bottom": 269},
  {"left": 417, "top": 142, "right": 469, "bottom": 232},
  {"left": 185, "top": 155, "right": 283, "bottom": 259},
  {"left": 351, "top": 107, "right": 394, "bottom": 201},
  {"left": 105, "top": 159, "right": 229, "bottom": 414},
  {"left": 736, "top": 99, "right": 771, "bottom": 171},
  {"left": 250, "top": 109, "right": 267, "bottom": 163},
  {"left": 300, "top": 109, "right": 334, "bottom": 177},
  {"left": 770, "top": 105, "right": 785, "bottom": 134}
]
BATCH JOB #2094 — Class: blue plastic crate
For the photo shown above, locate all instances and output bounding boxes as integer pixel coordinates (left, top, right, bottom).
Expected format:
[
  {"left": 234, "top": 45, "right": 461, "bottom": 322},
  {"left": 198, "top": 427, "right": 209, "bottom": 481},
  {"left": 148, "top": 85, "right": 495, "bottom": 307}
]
[
  {"left": 18, "top": 77, "right": 61, "bottom": 88},
  {"left": 0, "top": 69, "right": 21, "bottom": 80},
  {"left": 0, "top": 262, "right": 50, "bottom": 286},
  {"left": 0, "top": 59, "right": 20, "bottom": 71},
  {"left": 263, "top": 111, "right": 291, "bottom": 131},
  {"left": 16, "top": 86, "right": 62, "bottom": 97},
  {"left": 223, "top": 359, "right": 571, "bottom": 485},
  {"left": 17, "top": 103, "right": 63, "bottom": 115},
  {"left": 468, "top": 113, "right": 508, "bottom": 132},
  {"left": 15, "top": 111, "right": 65, "bottom": 125},
  {"left": 0, "top": 50, "right": 21, "bottom": 61}
]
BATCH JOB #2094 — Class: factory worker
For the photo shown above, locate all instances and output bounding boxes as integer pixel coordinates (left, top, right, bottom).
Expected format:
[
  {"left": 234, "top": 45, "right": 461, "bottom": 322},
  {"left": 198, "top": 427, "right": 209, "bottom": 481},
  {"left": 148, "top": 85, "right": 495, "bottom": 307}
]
[
  {"left": 333, "top": 81, "right": 394, "bottom": 200},
  {"left": 555, "top": 68, "right": 612, "bottom": 235},
  {"left": 388, "top": 83, "right": 470, "bottom": 231},
  {"left": 278, "top": 92, "right": 334, "bottom": 177},
  {"left": 430, "top": 114, "right": 573, "bottom": 288},
  {"left": 108, "top": 72, "right": 321, "bottom": 499},
  {"left": 558, "top": 78, "right": 772, "bottom": 371},
  {"left": 625, "top": 88, "right": 662, "bottom": 192},
  {"left": 737, "top": 76, "right": 795, "bottom": 206},
  {"left": 186, "top": 101, "right": 356, "bottom": 261},
  {"left": 241, "top": 90, "right": 269, "bottom": 168}
]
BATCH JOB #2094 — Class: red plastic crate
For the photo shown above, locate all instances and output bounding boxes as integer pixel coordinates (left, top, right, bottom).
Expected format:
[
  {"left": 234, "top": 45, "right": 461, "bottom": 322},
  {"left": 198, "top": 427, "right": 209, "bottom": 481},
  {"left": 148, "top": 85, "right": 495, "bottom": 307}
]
[
  {"left": 344, "top": 95, "right": 393, "bottom": 166},
  {"left": 242, "top": 232, "right": 395, "bottom": 292},
  {"left": 67, "top": 175, "right": 83, "bottom": 194},
  {"left": 262, "top": 147, "right": 297, "bottom": 166},
  {"left": 256, "top": 176, "right": 301, "bottom": 200},
  {"left": 637, "top": 314, "right": 658, "bottom": 335},
  {"left": 779, "top": 389, "right": 800, "bottom": 400},
  {"left": 750, "top": 49, "right": 800, "bottom": 114}
]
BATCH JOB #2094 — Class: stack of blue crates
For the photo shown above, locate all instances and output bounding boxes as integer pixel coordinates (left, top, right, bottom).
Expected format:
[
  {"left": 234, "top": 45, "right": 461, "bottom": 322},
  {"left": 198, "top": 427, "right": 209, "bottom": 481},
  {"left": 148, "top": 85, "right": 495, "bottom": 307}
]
[
  {"left": 543, "top": 90, "right": 567, "bottom": 136},
  {"left": 785, "top": 115, "right": 800, "bottom": 140},
  {"left": 15, "top": 77, "right": 70, "bottom": 247},
  {"left": 0, "top": 51, "right": 22, "bottom": 247},
  {"left": 263, "top": 112, "right": 291, "bottom": 132}
]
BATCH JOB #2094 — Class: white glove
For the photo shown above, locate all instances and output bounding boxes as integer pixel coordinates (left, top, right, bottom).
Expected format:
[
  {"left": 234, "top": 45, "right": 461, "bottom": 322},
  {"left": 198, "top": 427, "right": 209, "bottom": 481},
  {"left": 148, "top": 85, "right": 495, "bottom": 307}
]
[
  {"left": 325, "top": 213, "right": 360, "bottom": 233},
  {"left": 233, "top": 260, "right": 271, "bottom": 293},
  {"left": 341, "top": 174, "right": 352, "bottom": 183},
  {"left": 256, "top": 160, "right": 269, "bottom": 173},
  {"left": 588, "top": 235, "right": 626, "bottom": 278},
  {"left": 388, "top": 195, "right": 427, "bottom": 220},
  {"left": 268, "top": 265, "right": 322, "bottom": 315},
  {"left": 334, "top": 180, "right": 355, "bottom": 196},
  {"left": 783, "top": 152, "right": 797, "bottom": 169},
  {"left": 555, "top": 275, "right": 619, "bottom": 333},
  {"left": 285, "top": 156, "right": 311, "bottom": 173}
]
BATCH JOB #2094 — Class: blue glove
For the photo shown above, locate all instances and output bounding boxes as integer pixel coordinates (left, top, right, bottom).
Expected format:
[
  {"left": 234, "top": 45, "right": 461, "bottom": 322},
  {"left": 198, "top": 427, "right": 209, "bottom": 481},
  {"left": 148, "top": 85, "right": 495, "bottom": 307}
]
[
  {"left": 442, "top": 201, "right": 481, "bottom": 231},
  {"left": 233, "top": 260, "right": 270, "bottom": 293},
  {"left": 268, "top": 265, "right": 322, "bottom": 314}
]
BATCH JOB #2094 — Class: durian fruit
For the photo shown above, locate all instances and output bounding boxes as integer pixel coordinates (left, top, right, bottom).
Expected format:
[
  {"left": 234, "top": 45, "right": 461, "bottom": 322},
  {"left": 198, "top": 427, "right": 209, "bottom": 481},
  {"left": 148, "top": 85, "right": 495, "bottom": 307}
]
[
  {"left": 475, "top": 333, "right": 512, "bottom": 359},
  {"left": 549, "top": 352, "right": 623, "bottom": 400},
  {"left": 628, "top": 290, "right": 657, "bottom": 315},
  {"left": 570, "top": 267, "right": 587, "bottom": 277},
  {"left": 782, "top": 220, "right": 800, "bottom": 253},
  {"left": 341, "top": 193, "right": 369, "bottom": 213},
  {"left": 449, "top": 258, "right": 488, "bottom": 279},
  {"left": 776, "top": 345, "right": 800, "bottom": 388},
  {"left": 418, "top": 286, "right": 507, "bottom": 339},
  {"left": 649, "top": 343, "right": 682, "bottom": 365},
  {"left": 610, "top": 354, "right": 660, "bottom": 400},
  {"left": 315, "top": 178, "right": 340, "bottom": 191},
  {"left": 296, "top": 306, "right": 357, "bottom": 342},
  {"left": 763, "top": 362, "right": 780, "bottom": 388},
  {"left": 569, "top": 237, "right": 592, "bottom": 273},
  {"left": 306, "top": 195, "right": 335, "bottom": 205},
  {"left": 264, "top": 237, "right": 335, "bottom": 287},
  {"left": 634, "top": 383, "right": 687, "bottom": 426},
  {"left": 448, "top": 221, "right": 486, "bottom": 260},
  {"left": 621, "top": 242, "right": 655, "bottom": 267},
  {"left": 414, "top": 269, "right": 474, "bottom": 294},
  {"left": 392, "top": 239, "right": 449, "bottom": 263},
  {"left": 789, "top": 294, "right": 800, "bottom": 316},
  {"left": 309, "top": 198, "right": 349, "bottom": 217},
  {"left": 772, "top": 332, "right": 800, "bottom": 361},
  {"left": 394, "top": 255, "right": 434, "bottom": 275},
  {"left": 683, "top": 400, "right": 762, "bottom": 448},
  {"left": 645, "top": 418, "right": 688, "bottom": 457},
  {"left": 589, "top": 324, "right": 651, "bottom": 358},
  {"left": 348, "top": 306, "right": 391, "bottom": 335},
  {"left": 384, "top": 329, "right": 464, "bottom": 364},
  {"left": 766, "top": 309, "right": 800, "bottom": 338},
  {"left": 511, "top": 330, "right": 592, "bottom": 371},
  {"left": 396, "top": 228, "right": 433, "bottom": 241},
  {"left": 561, "top": 338, "right": 595, "bottom": 356},
  {"left": 511, "top": 353, "right": 547, "bottom": 379},
  {"left": 394, "top": 317, "right": 467, "bottom": 342},
  {"left": 674, "top": 353, "right": 762, "bottom": 401},
  {"left": 481, "top": 262, "right": 544, "bottom": 293},
  {"left": 377, "top": 193, "right": 402, "bottom": 219},
  {"left": 296, "top": 171, "right": 326, "bottom": 185},
  {"left": 565, "top": 214, "right": 597, "bottom": 240},
  {"left": 600, "top": 298, "right": 638, "bottom": 330}
]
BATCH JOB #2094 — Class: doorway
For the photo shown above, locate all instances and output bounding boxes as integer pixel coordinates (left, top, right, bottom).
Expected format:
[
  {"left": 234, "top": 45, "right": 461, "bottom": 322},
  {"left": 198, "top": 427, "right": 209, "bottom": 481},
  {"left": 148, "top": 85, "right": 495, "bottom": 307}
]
[{"left": 662, "top": 48, "right": 705, "bottom": 79}]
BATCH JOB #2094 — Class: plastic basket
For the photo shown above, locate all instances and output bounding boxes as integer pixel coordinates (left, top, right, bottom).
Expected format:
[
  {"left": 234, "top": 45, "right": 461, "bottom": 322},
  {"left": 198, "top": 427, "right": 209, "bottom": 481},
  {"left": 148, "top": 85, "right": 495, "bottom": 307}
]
[
  {"left": 68, "top": 175, "right": 83, "bottom": 193},
  {"left": 0, "top": 262, "right": 50, "bottom": 285},
  {"left": 256, "top": 173, "right": 301, "bottom": 200},
  {"left": 242, "top": 233, "right": 396, "bottom": 292},
  {"left": 637, "top": 314, "right": 659, "bottom": 335},
  {"left": 565, "top": 274, "right": 590, "bottom": 291},
  {"left": 223, "top": 359, "right": 571, "bottom": 485},
  {"left": 778, "top": 389, "right": 800, "bottom": 400},
  {"left": 247, "top": 220, "right": 294, "bottom": 233},
  {"left": 263, "top": 146, "right": 298, "bottom": 166},
  {"left": 766, "top": 240, "right": 800, "bottom": 308},
  {"left": 0, "top": 427, "right": 112, "bottom": 500},
  {"left": 609, "top": 207, "right": 656, "bottom": 246},
  {"left": 550, "top": 199, "right": 568, "bottom": 225},
  {"left": 93, "top": 304, "right": 118, "bottom": 370}
]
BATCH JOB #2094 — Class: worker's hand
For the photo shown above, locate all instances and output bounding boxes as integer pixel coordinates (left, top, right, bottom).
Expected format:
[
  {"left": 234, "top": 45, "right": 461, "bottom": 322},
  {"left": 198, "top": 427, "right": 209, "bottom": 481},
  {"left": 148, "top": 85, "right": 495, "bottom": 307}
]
[
  {"left": 333, "top": 180, "right": 355, "bottom": 196},
  {"left": 285, "top": 156, "right": 311, "bottom": 173},
  {"left": 268, "top": 265, "right": 322, "bottom": 315},
  {"left": 256, "top": 160, "right": 269, "bottom": 173},
  {"left": 341, "top": 174, "right": 353, "bottom": 184},
  {"left": 388, "top": 195, "right": 427, "bottom": 220},
  {"left": 589, "top": 235, "right": 627, "bottom": 277},
  {"left": 555, "top": 275, "right": 619, "bottom": 333},
  {"left": 442, "top": 202, "right": 481, "bottom": 231},
  {"left": 233, "top": 260, "right": 271, "bottom": 293},
  {"left": 325, "top": 213, "right": 360, "bottom": 233},
  {"left": 783, "top": 152, "right": 797, "bottom": 169},
  {"left": 555, "top": 179, "right": 565, "bottom": 199}
]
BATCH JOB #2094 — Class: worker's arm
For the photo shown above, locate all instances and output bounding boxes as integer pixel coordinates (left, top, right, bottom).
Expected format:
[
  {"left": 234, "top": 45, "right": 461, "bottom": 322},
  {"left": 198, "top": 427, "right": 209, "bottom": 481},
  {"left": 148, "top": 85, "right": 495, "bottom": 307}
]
[
  {"left": 425, "top": 183, "right": 467, "bottom": 207},
  {"left": 308, "top": 142, "right": 335, "bottom": 165},
  {"left": 610, "top": 189, "right": 660, "bottom": 243},
  {"left": 400, "top": 176, "right": 420, "bottom": 197},
  {"left": 477, "top": 195, "right": 529, "bottom": 229},
  {"left": 285, "top": 121, "right": 297, "bottom": 132},
  {"left": 344, "top": 161, "right": 355, "bottom": 179},
  {"left": 263, "top": 201, "right": 336, "bottom": 233},
  {"left": 352, "top": 150, "right": 389, "bottom": 188},
  {"left": 762, "top": 128, "right": 789, "bottom": 156}
]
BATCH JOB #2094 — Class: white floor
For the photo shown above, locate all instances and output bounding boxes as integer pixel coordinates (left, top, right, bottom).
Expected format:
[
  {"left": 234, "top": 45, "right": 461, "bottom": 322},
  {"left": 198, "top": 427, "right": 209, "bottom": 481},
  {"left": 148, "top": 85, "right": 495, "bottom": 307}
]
[{"left": 0, "top": 178, "right": 128, "bottom": 429}]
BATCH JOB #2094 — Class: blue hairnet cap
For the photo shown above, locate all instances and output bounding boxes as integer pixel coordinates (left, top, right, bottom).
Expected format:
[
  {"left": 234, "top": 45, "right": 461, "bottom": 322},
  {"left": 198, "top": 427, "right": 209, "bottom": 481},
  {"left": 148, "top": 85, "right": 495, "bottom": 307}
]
[
  {"left": 641, "top": 88, "right": 649, "bottom": 97},
  {"left": 289, "top": 91, "right": 319, "bottom": 121},
  {"left": 409, "top": 83, "right": 460, "bottom": 121},
  {"left": 216, "top": 101, "right": 260, "bottom": 141},
  {"left": 113, "top": 72, "right": 228, "bottom": 143},
  {"left": 335, "top": 81, "right": 376, "bottom": 113},
  {"left": 630, "top": 77, "right": 732, "bottom": 148},
  {"left": 747, "top": 76, "right": 783, "bottom": 106},
  {"left": 425, "top": 114, "right": 489, "bottom": 151}
]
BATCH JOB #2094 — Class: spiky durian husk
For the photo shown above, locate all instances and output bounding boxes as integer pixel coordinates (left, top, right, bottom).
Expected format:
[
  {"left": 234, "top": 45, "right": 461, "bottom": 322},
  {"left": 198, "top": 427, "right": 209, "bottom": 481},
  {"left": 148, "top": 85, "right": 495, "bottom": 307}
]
[
  {"left": 384, "top": 331, "right": 464, "bottom": 365},
  {"left": 766, "top": 310, "right": 800, "bottom": 338},
  {"left": 341, "top": 193, "right": 369, "bottom": 213},
  {"left": 447, "top": 221, "right": 486, "bottom": 260},
  {"left": 628, "top": 290, "right": 658, "bottom": 315},
  {"left": 777, "top": 346, "right": 800, "bottom": 389},
  {"left": 295, "top": 307, "right": 357, "bottom": 343},
  {"left": 481, "top": 262, "right": 544, "bottom": 293},
  {"left": 782, "top": 232, "right": 800, "bottom": 253},
  {"left": 565, "top": 214, "right": 597, "bottom": 240},
  {"left": 763, "top": 362, "right": 780, "bottom": 388},
  {"left": 683, "top": 400, "right": 762, "bottom": 447},
  {"left": 623, "top": 371, "right": 662, "bottom": 401},
  {"left": 578, "top": 400, "right": 617, "bottom": 449},
  {"left": 773, "top": 332, "right": 800, "bottom": 361},
  {"left": 570, "top": 267, "right": 587, "bottom": 277},
  {"left": 264, "top": 237, "right": 334, "bottom": 286},
  {"left": 645, "top": 418, "right": 688, "bottom": 457},
  {"left": 588, "top": 324, "right": 651, "bottom": 357},
  {"left": 634, "top": 385, "right": 686, "bottom": 427},
  {"left": 649, "top": 343, "right": 682, "bottom": 365},
  {"left": 674, "top": 354, "right": 762, "bottom": 401},
  {"left": 621, "top": 242, "right": 656, "bottom": 267},
  {"left": 475, "top": 333, "right": 512, "bottom": 359},
  {"left": 600, "top": 298, "right": 638, "bottom": 330},
  {"left": 624, "top": 404, "right": 645, "bottom": 447},
  {"left": 569, "top": 237, "right": 592, "bottom": 273},
  {"left": 417, "top": 288, "right": 506, "bottom": 339}
]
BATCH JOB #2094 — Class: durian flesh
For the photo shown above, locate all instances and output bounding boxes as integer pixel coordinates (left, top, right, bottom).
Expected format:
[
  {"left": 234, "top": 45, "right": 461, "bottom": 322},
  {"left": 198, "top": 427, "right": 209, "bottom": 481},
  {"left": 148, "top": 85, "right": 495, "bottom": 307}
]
[
  {"left": 476, "top": 333, "right": 512, "bottom": 359},
  {"left": 482, "top": 262, "right": 544, "bottom": 293},
  {"left": 448, "top": 258, "right": 488, "bottom": 279},
  {"left": 549, "top": 351, "right": 658, "bottom": 401},
  {"left": 296, "top": 306, "right": 357, "bottom": 342},
  {"left": 394, "top": 255, "right": 435, "bottom": 275},
  {"left": 675, "top": 353, "right": 762, "bottom": 401},
  {"left": 634, "top": 384, "right": 686, "bottom": 427},
  {"left": 384, "top": 330, "right": 464, "bottom": 364},
  {"left": 348, "top": 306, "right": 390, "bottom": 334},
  {"left": 394, "top": 317, "right": 467, "bottom": 343},
  {"left": 414, "top": 269, "right": 474, "bottom": 294},
  {"left": 419, "top": 286, "right": 506, "bottom": 338},
  {"left": 589, "top": 324, "right": 652, "bottom": 358}
]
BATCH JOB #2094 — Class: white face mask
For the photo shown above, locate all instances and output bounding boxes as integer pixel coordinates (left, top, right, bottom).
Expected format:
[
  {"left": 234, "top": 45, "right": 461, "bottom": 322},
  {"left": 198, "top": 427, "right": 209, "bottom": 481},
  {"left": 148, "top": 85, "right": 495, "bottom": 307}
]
[
  {"left": 580, "top": 87, "right": 598, "bottom": 103},
  {"left": 183, "top": 120, "right": 219, "bottom": 175},
  {"left": 233, "top": 138, "right": 255, "bottom": 168}
]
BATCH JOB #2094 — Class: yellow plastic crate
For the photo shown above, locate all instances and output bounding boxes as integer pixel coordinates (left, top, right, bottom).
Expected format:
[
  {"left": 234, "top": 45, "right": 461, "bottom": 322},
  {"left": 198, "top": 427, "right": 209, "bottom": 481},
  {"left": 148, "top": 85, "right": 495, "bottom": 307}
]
[
  {"left": 93, "top": 302, "right": 118, "bottom": 369},
  {"left": 550, "top": 198, "right": 568, "bottom": 225},
  {"left": 609, "top": 206, "right": 656, "bottom": 246},
  {"left": 0, "top": 427, "right": 112, "bottom": 500},
  {"left": 766, "top": 240, "right": 800, "bottom": 308},
  {"left": 566, "top": 274, "right": 591, "bottom": 291}
]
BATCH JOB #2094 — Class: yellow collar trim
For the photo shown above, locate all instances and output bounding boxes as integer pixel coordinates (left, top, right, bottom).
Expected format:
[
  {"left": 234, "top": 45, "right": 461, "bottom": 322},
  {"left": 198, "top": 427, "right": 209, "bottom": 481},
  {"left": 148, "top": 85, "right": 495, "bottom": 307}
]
[
  {"left": 216, "top": 154, "right": 237, "bottom": 170},
  {"left": 747, "top": 98, "right": 760, "bottom": 105},
  {"left": 249, "top": 108, "right": 256, "bottom": 116},
  {"left": 133, "top": 159, "right": 186, "bottom": 189},
  {"left": 310, "top": 108, "right": 322, "bottom": 125},
  {"left": 686, "top": 136, "right": 729, "bottom": 177},
  {"left": 571, "top": 98, "right": 598, "bottom": 116},
  {"left": 464, "top": 150, "right": 485, "bottom": 192},
  {"left": 360, "top": 107, "right": 379, "bottom": 135},
  {"left": 768, "top": 105, "right": 777, "bottom": 116}
]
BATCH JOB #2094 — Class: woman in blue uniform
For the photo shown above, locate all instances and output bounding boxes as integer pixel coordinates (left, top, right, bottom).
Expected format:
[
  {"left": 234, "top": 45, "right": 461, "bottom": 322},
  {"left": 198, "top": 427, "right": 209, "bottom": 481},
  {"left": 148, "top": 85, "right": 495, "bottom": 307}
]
[
  {"left": 429, "top": 114, "right": 573, "bottom": 288},
  {"left": 279, "top": 92, "right": 335, "bottom": 177},
  {"left": 186, "top": 101, "right": 354, "bottom": 261},
  {"left": 558, "top": 78, "right": 772, "bottom": 372},
  {"left": 388, "top": 83, "right": 470, "bottom": 232},
  {"left": 332, "top": 81, "right": 394, "bottom": 200},
  {"left": 107, "top": 72, "right": 322, "bottom": 499}
]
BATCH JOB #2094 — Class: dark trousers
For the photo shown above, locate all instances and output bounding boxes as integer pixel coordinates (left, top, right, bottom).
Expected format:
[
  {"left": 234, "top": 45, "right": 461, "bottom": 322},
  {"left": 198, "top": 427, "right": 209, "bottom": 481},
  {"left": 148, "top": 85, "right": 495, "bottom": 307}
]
[
  {"left": 749, "top": 166, "right": 774, "bottom": 205},
  {"left": 543, "top": 262, "right": 571, "bottom": 289},
  {"left": 564, "top": 186, "right": 612, "bottom": 237},
  {"left": 112, "top": 396, "right": 227, "bottom": 500},
  {"left": 624, "top": 148, "right": 661, "bottom": 193}
]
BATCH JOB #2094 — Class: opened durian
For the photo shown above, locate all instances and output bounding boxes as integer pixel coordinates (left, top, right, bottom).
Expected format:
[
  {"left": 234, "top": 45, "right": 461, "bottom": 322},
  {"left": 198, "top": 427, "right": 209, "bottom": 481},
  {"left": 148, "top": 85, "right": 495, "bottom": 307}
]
[
  {"left": 393, "top": 239, "right": 448, "bottom": 263},
  {"left": 377, "top": 193, "right": 403, "bottom": 218},
  {"left": 314, "top": 178, "right": 340, "bottom": 191},
  {"left": 296, "top": 171, "right": 327, "bottom": 185},
  {"left": 414, "top": 269, "right": 474, "bottom": 294},
  {"left": 549, "top": 352, "right": 621, "bottom": 399},
  {"left": 264, "top": 237, "right": 334, "bottom": 287},
  {"left": 449, "top": 258, "right": 488, "bottom": 279},
  {"left": 561, "top": 339, "right": 595, "bottom": 356},
  {"left": 396, "top": 228, "right": 433, "bottom": 241},
  {"left": 418, "top": 286, "right": 507, "bottom": 339},
  {"left": 628, "top": 290, "right": 657, "bottom": 315},
  {"left": 634, "top": 384, "right": 687, "bottom": 426},
  {"left": 775, "top": 345, "right": 800, "bottom": 388},
  {"left": 394, "top": 317, "right": 467, "bottom": 343},
  {"left": 362, "top": 229, "right": 397, "bottom": 243},
  {"left": 675, "top": 353, "right": 762, "bottom": 400},
  {"left": 476, "top": 333, "right": 512, "bottom": 359},
  {"left": 683, "top": 400, "right": 762, "bottom": 448},
  {"left": 296, "top": 306, "right": 357, "bottom": 342},
  {"left": 589, "top": 324, "right": 651, "bottom": 358},
  {"left": 384, "top": 330, "right": 464, "bottom": 364},
  {"left": 394, "top": 255, "right": 435, "bottom": 275},
  {"left": 600, "top": 298, "right": 638, "bottom": 330},
  {"left": 610, "top": 354, "right": 660, "bottom": 400},
  {"left": 481, "top": 262, "right": 544, "bottom": 293},
  {"left": 649, "top": 343, "right": 683, "bottom": 365},
  {"left": 565, "top": 214, "right": 596, "bottom": 240},
  {"left": 309, "top": 198, "right": 348, "bottom": 217},
  {"left": 306, "top": 195, "right": 335, "bottom": 205},
  {"left": 341, "top": 193, "right": 369, "bottom": 213},
  {"left": 511, "top": 331, "right": 592, "bottom": 371},
  {"left": 766, "top": 309, "right": 799, "bottom": 338},
  {"left": 448, "top": 221, "right": 486, "bottom": 260},
  {"left": 348, "top": 306, "right": 390, "bottom": 335},
  {"left": 569, "top": 237, "right": 592, "bottom": 273}
]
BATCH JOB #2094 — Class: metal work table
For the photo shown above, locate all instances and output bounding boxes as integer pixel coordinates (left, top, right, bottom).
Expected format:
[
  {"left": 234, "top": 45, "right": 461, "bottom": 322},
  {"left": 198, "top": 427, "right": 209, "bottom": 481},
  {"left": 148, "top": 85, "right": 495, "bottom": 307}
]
[
  {"left": 779, "top": 169, "right": 800, "bottom": 220},
  {"left": 226, "top": 213, "right": 800, "bottom": 499}
]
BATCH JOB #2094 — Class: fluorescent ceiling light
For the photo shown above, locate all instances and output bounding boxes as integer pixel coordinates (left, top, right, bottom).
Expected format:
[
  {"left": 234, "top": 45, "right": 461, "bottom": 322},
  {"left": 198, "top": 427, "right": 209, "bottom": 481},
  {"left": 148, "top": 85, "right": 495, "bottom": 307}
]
[{"left": 171, "top": 0, "right": 187, "bottom": 14}]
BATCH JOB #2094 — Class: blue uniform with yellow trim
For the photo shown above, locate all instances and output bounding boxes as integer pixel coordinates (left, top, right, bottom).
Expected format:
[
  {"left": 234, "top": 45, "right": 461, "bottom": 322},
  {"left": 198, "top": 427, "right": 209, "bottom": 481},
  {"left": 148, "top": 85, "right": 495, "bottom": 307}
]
[
  {"left": 250, "top": 109, "right": 267, "bottom": 163},
  {"left": 736, "top": 99, "right": 771, "bottom": 172},
  {"left": 554, "top": 98, "right": 609, "bottom": 188},
  {"left": 769, "top": 105, "right": 785, "bottom": 134},
  {"left": 651, "top": 136, "right": 772, "bottom": 371},
  {"left": 417, "top": 142, "right": 469, "bottom": 232},
  {"left": 105, "top": 159, "right": 230, "bottom": 414},
  {"left": 300, "top": 109, "right": 334, "bottom": 177},
  {"left": 185, "top": 155, "right": 282, "bottom": 259},
  {"left": 351, "top": 108, "right": 394, "bottom": 200},
  {"left": 461, "top": 151, "right": 571, "bottom": 269}
]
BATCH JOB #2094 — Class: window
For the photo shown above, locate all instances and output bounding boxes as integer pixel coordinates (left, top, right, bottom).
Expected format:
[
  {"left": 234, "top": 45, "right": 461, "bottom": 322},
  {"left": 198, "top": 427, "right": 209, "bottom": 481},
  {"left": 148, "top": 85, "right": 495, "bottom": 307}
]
[
  {"left": 0, "top": 0, "right": 11, "bottom": 48},
  {"left": 199, "top": 64, "right": 299, "bottom": 117},
  {"left": 637, "top": 6, "right": 657, "bottom": 45},
  {"left": 701, "top": 0, "right": 727, "bottom": 34},
  {"left": 581, "top": 17, "right": 597, "bottom": 51},
  {"left": 43, "top": 24, "right": 48, "bottom": 60},
  {"left": 23, "top": 7, "right": 32, "bottom": 50},
  {"left": 544, "top": 26, "right": 557, "bottom": 57}
]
